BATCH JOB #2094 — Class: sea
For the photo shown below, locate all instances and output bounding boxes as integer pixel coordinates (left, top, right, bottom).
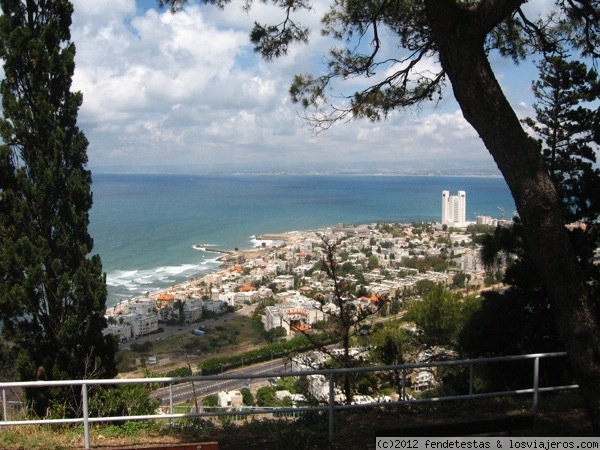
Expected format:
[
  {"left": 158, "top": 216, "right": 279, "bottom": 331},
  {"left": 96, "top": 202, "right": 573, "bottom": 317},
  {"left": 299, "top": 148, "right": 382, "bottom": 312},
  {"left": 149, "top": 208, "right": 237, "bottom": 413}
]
[{"left": 88, "top": 173, "right": 517, "bottom": 307}]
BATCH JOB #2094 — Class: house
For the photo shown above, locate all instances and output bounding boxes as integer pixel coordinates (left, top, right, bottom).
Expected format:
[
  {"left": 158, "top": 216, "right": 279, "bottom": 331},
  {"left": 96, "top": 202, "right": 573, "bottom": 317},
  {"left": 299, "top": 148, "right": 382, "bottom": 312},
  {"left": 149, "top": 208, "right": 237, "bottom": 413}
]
[
  {"left": 273, "top": 274, "right": 295, "bottom": 291},
  {"left": 156, "top": 293, "right": 175, "bottom": 308},
  {"left": 275, "top": 390, "right": 293, "bottom": 402},
  {"left": 104, "top": 322, "right": 132, "bottom": 342},
  {"left": 235, "top": 286, "right": 258, "bottom": 304},
  {"left": 119, "top": 312, "right": 158, "bottom": 337},
  {"left": 412, "top": 369, "right": 436, "bottom": 391},
  {"left": 183, "top": 298, "right": 203, "bottom": 324},
  {"left": 220, "top": 292, "right": 236, "bottom": 307},
  {"left": 203, "top": 300, "right": 228, "bottom": 315},
  {"left": 217, "top": 390, "right": 243, "bottom": 409},
  {"left": 264, "top": 303, "right": 324, "bottom": 336},
  {"left": 122, "top": 298, "right": 157, "bottom": 316}
]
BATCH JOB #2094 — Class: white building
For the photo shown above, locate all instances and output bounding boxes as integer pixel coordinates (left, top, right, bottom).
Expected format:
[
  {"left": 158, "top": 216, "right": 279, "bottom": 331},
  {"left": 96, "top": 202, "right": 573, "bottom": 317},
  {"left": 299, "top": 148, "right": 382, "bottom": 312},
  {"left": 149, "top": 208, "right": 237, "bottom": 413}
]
[
  {"left": 217, "top": 390, "right": 243, "bottom": 409},
  {"left": 476, "top": 215, "right": 495, "bottom": 226},
  {"left": 265, "top": 302, "right": 324, "bottom": 335},
  {"left": 183, "top": 298, "right": 204, "bottom": 324},
  {"left": 203, "top": 300, "right": 228, "bottom": 314},
  {"left": 273, "top": 274, "right": 295, "bottom": 291},
  {"left": 104, "top": 323, "right": 132, "bottom": 342},
  {"left": 121, "top": 313, "right": 159, "bottom": 337},
  {"left": 441, "top": 190, "right": 467, "bottom": 227}
]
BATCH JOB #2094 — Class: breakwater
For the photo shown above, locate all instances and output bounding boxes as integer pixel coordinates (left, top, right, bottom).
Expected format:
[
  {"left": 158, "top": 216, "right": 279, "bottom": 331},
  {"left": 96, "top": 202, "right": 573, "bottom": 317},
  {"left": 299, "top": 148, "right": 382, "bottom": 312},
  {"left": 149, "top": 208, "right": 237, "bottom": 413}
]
[{"left": 193, "top": 245, "right": 234, "bottom": 255}]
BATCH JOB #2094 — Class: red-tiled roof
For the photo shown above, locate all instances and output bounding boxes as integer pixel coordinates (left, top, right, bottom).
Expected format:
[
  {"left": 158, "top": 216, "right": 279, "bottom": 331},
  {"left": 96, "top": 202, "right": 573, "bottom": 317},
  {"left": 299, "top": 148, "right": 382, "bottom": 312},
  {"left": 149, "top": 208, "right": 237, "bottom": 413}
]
[
  {"left": 361, "top": 295, "right": 383, "bottom": 302},
  {"left": 239, "top": 285, "right": 256, "bottom": 292}
]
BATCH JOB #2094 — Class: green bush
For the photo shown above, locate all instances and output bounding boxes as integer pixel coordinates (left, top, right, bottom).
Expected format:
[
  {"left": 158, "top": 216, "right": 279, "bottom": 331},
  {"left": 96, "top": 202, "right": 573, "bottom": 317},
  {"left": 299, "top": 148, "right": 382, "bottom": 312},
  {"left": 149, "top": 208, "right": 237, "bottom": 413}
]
[
  {"left": 88, "top": 385, "right": 161, "bottom": 419},
  {"left": 129, "top": 341, "right": 154, "bottom": 353},
  {"left": 198, "top": 332, "right": 335, "bottom": 374},
  {"left": 164, "top": 366, "right": 192, "bottom": 378}
]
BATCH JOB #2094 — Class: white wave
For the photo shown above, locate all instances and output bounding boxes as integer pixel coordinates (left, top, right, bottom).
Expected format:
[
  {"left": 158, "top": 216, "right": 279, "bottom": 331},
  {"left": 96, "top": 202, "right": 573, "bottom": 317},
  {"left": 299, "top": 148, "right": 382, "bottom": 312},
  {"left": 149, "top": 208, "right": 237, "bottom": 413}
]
[
  {"left": 162, "top": 264, "right": 200, "bottom": 276},
  {"left": 201, "top": 256, "right": 221, "bottom": 265},
  {"left": 106, "top": 260, "right": 222, "bottom": 307},
  {"left": 106, "top": 277, "right": 138, "bottom": 288},
  {"left": 250, "top": 237, "right": 283, "bottom": 248}
]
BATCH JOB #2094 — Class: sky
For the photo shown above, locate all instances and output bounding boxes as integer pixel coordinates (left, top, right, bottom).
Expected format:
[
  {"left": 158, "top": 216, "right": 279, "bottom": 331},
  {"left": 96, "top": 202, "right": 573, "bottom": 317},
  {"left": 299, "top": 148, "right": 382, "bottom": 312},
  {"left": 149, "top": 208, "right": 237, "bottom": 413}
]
[{"left": 69, "top": 0, "right": 555, "bottom": 174}]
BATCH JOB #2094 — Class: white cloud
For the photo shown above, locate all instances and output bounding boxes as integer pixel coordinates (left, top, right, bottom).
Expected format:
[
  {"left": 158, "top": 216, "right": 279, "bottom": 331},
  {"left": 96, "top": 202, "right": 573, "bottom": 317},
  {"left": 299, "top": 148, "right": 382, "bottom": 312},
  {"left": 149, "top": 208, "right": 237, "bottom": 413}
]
[{"left": 69, "top": 0, "right": 532, "bottom": 173}]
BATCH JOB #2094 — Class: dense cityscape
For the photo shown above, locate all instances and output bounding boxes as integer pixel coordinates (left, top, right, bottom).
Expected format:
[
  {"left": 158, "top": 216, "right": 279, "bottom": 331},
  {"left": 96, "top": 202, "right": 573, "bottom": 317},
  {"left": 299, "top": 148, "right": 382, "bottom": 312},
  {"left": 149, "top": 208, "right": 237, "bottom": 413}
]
[
  {"left": 101, "top": 190, "right": 517, "bottom": 409},
  {"left": 105, "top": 190, "right": 505, "bottom": 344}
]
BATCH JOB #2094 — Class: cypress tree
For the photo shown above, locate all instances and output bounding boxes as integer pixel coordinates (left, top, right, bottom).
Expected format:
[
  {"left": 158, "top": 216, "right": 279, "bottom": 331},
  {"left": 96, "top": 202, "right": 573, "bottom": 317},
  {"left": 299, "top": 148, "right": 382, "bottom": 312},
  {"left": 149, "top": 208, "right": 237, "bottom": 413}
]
[{"left": 0, "top": 0, "right": 117, "bottom": 417}]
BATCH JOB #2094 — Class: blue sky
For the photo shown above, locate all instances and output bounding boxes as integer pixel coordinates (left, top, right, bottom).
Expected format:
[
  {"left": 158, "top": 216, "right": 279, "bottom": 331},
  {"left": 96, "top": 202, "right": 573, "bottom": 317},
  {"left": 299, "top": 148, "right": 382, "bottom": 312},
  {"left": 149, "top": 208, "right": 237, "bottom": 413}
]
[{"left": 69, "top": 0, "right": 554, "bottom": 174}]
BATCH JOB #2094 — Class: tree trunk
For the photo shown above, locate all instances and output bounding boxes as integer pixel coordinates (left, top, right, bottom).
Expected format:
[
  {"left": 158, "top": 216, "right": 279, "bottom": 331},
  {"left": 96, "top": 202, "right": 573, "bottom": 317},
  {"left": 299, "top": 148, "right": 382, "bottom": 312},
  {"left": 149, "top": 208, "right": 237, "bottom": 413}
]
[{"left": 425, "top": 1, "right": 600, "bottom": 433}]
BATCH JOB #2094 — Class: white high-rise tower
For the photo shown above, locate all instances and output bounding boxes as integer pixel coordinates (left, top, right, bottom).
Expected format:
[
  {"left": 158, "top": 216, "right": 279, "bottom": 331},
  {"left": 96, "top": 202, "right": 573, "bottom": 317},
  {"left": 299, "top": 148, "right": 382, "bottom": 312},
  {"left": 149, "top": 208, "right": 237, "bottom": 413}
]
[{"left": 441, "top": 190, "right": 466, "bottom": 227}]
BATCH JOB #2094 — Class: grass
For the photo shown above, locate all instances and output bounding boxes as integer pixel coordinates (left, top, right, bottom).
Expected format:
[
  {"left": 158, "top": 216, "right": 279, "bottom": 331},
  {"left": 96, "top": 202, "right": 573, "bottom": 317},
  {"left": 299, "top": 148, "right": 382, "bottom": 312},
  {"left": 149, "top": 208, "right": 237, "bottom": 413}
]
[
  {"left": 117, "top": 313, "right": 269, "bottom": 375},
  {"left": 0, "top": 392, "right": 593, "bottom": 450},
  {"left": 274, "top": 376, "right": 297, "bottom": 393}
]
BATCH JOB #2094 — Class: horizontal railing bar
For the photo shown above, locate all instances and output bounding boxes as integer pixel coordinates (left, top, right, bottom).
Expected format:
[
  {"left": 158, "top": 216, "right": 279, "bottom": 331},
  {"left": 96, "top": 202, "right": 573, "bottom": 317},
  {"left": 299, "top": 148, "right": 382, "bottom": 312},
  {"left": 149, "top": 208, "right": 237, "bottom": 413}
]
[
  {"left": 0, "top": 350, "right": 579, "bottom": 450},
  {"left": 1, "top": 384, "right": 579, "bottom": 427},
  {"left": 0, "top": 351, "right": 570, "bottom": 390}
]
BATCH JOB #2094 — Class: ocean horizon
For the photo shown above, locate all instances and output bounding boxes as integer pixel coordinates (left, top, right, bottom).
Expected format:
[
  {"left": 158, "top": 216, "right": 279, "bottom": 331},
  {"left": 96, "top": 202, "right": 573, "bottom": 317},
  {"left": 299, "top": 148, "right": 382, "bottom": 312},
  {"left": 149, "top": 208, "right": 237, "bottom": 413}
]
[{"left": 89, "top": 173, "right": 517, "bottom": 307}]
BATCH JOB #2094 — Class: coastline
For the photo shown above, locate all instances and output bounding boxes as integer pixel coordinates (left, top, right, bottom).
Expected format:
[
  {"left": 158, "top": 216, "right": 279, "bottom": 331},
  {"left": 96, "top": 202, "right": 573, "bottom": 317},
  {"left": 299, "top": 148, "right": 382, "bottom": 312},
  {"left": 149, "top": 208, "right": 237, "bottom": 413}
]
[
  {"left": 109, "top": 232, "right": 299, "bottom": 310},
  {"left": 95, "top": 174, "right": 516, "bottom": 307},
  {"left": 108, "top": 225, "right": 373, "bottom": 309}
]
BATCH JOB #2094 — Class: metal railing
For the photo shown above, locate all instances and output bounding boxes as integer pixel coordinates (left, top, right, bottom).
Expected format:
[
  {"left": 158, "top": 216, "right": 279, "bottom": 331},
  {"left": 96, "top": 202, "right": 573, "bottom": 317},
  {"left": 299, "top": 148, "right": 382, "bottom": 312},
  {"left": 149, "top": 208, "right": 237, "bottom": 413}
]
[{"left": 0, "top": 352, "right": 578, "bottom": 449}]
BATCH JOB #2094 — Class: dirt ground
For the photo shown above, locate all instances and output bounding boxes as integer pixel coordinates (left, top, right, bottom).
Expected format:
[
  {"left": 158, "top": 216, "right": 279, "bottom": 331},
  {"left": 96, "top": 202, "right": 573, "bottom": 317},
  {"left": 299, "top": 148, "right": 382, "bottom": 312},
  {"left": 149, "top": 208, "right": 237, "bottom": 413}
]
[{"left": 177, "top": 393, "right": 595, "bottom": 450}]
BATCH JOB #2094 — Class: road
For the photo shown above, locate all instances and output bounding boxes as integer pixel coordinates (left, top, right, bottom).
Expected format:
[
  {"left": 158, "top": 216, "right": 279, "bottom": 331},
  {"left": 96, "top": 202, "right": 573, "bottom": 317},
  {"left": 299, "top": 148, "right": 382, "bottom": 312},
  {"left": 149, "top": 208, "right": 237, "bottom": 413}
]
[{"left": 151, "top": 358, "right": 285, "bottom": 406}]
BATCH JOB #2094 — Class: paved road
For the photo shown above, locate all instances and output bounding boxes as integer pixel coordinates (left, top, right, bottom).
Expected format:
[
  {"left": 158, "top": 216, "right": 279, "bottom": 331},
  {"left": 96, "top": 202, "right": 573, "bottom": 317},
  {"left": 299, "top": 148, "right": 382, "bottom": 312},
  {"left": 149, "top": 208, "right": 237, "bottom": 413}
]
[{"left": 151, "top": 359, "right": 285, "bottom": 405}]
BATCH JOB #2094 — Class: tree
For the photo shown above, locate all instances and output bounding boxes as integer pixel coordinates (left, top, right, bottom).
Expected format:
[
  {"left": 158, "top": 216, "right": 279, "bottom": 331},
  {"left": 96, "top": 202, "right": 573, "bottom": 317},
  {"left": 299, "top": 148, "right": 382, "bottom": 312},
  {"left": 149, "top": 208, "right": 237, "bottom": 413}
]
[
  {"left": 370, "top": 322, "right": 415, "bottom": 398},
  {"left": 0, "top": 0, "right": 117, "bottom": 417},
  {"left": 462, "top": 54, "right": 599, "bottom": 391},
  {"left": 202, "top": 394, "right": 219, "bottom": 408},
  {"left": 240, "top": 388, "right": 255, "bottom": 406},
  {"left": 266, "top": 325, "right": 287, "bottom": 342},
  {"left": 292, "top": 235, "right": 386, "bottom": 404},
  {"left": 367, "top": 254, "right": 379, "bottom": 270},
  {"left": 451, "top": 272, "right": 471, "bottom": 289},
  {"left": 523, "top": 54, "right": 600, "bottom": 226},
  {"left": 404, "top": 284, "right": 480, "bottom": 349},
  {"left": 160, "top": 0, "right": 600, "bottom": 431},
  {"left": 255, "top": 386, "right": 278, "bottom": 407}
]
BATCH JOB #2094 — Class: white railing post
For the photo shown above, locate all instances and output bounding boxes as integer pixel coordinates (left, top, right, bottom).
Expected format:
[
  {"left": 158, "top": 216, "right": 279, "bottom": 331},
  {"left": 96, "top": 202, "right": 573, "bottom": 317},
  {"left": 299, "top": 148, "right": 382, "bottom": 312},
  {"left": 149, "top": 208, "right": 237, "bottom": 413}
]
[
  {"left": 82, "top": 384, "right": 90, "bottom": 450},
  {"left": 2, "top": 388, "right": 7, "bottom": 421},
  {"left": 328, "top": 372, "right": 335, "bottom": 447},
  {"left": 169, "top": 383, "right": 174, "bottom": 416},
  {"left": 533, "top": 357, "right": 540, "bottom": 416}
]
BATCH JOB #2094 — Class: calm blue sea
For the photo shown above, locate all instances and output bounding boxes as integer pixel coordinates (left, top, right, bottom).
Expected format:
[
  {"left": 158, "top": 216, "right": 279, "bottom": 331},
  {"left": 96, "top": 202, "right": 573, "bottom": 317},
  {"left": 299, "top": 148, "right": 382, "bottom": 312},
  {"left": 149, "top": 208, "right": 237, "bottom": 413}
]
[{"left": 89, "top": 174, "right": 517, "bottom": 306}]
